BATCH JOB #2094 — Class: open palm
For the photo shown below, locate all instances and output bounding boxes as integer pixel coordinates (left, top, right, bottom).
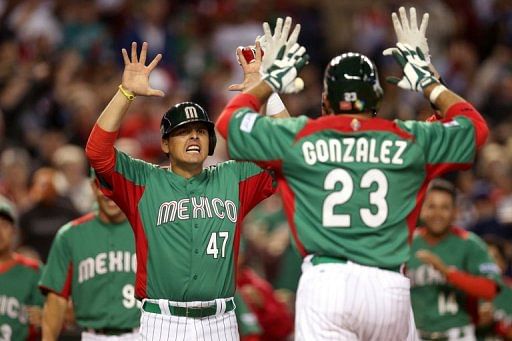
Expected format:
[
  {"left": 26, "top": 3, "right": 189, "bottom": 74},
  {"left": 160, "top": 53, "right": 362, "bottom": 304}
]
[{"left": 121, "top": 42, "right": 164, "bottom": 97}]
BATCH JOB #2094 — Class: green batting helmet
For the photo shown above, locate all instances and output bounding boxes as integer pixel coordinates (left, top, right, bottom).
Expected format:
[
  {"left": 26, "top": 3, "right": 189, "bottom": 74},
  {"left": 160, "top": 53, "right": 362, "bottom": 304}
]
[
  {"left": 160, "top": 102, "right": 217, "bottom": 156},
  {"left": 322, "top": 52, "right": 383, "bottom": 116}
]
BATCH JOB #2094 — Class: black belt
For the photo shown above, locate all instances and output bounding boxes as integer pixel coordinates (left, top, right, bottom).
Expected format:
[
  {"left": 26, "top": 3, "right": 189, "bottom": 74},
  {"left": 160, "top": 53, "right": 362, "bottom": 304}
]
[
  {"left": 311, "top": 255, "right": 402, "bottom": 273},
  {"left": 143, "top": 299, "right": 235, "bottom": 318},
  {"left": 87, "top": 328, "right": 136, "bottom": 335}
]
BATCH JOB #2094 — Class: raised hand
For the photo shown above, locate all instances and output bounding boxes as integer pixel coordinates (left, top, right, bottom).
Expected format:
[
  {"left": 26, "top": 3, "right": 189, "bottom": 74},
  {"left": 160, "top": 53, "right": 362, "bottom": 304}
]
[
  {"left": 386, "top": 43, "right": 438, "bottom": 92},
  {"left": 262, "top": 43, "right": 309, "bottom": 94},
  {"left": 384, "top": 7, "right": 430, "bottom": 63},
  {"left": 228, "top": 41, "right": 264, "bottom": 92},
  {"left": 261, "top": 17, "right": 301, "bottom": 72},
  {"left": 121, "top": 42, "right": 165, "bottom": 97}
]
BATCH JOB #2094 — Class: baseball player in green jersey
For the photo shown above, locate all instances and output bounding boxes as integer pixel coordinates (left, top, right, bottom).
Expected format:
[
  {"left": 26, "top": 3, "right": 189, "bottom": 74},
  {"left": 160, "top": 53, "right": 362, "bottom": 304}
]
[
  {"left": 409, "top": 180, "right": 501, "bottom": 340},
  {"left": 477, "top": 238, "right": 512, "bottom": 340},
  {"left": 216, "top": 11, "right": 490, "bottom": 340},
  {"left": 39, "top": 176, "right": 139, "bottom": 340},
  {"left": 85, "top": 18, "right": 300, "bottom": 340},
  {"left": 0, "top": 198, "right": 44, "bottom": 341}
]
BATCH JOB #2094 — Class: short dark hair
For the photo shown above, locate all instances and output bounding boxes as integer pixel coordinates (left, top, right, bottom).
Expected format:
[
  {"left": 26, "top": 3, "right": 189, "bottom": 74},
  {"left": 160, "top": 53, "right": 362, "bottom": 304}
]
[{"left": 427, "top": 179, "right": 457, "bottom": 204}]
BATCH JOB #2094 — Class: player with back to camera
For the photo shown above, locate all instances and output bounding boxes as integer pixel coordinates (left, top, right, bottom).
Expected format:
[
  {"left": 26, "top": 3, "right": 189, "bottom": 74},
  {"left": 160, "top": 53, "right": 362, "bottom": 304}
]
[
  {"left": 86, "top": 17, "right": 300, "bottom": 340},
  {"left": 216, "top": 8, "right": 489, "bottom": 341}
]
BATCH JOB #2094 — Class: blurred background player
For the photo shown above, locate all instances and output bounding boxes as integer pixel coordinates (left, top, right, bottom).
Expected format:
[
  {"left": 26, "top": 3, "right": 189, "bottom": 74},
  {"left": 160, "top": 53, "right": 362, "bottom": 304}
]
[
  {"left": 476, "top": 237, "right": 512, "bottom": 340},
  {"left": 409, "top": 179, "right": 501, "bottom": 340},
  {"left": 217, "top": 9, "right": 489, "bottom": 340},
  {"left": 234, "top": 292, "right": 262, "bottom": 341},
  {"left": 0, "top": 196, "right": 44, "bottom": 341},
  {"left": 39, "top": 172, "right": 139, "bottom": 341}
]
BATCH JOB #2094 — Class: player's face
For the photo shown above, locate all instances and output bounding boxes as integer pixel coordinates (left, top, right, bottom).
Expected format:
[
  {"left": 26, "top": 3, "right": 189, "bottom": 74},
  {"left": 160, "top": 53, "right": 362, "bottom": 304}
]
[
  {"left": 164, "top": 123, "right": 209, "bottom": 166},
  {"left": 0, "top": 218, "right": 14, "bottom": 255},
  {"left": 421, "top": 190, "right": 456, "bottom": 236}
]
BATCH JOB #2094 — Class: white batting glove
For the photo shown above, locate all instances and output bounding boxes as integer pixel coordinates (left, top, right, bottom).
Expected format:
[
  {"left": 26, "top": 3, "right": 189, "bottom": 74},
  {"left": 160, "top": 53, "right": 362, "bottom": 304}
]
[
  {"left": 262, "top": 43, "right": 309, "bottom": 94},
  {"left": 386, "top": 43, "right": 438, "bottom": 92},
  {"left": 383, "top": 7, "right": 430, "bottom": 63},
  {"left": 260, "top": 16, "right": 301, "bottom": 72}
]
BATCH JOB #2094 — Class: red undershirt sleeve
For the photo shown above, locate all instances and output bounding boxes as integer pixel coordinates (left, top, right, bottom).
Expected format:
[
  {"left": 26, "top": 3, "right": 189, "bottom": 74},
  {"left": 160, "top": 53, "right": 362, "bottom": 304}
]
[
  {"left": 85, "top": 124, "right": 119, "bottom": 183},
  {"left": 446, "top": 269, "right": 498, "bottom": 300}
]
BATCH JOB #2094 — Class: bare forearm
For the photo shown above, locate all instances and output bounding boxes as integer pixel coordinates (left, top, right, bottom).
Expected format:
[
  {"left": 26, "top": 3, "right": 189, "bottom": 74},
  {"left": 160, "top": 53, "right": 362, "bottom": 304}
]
[
  {"left": 42, "top": 294, "right": 67, "bottom": 341},
  {"left": 96, "top": 90, "right": 133, "bottom": 132}
]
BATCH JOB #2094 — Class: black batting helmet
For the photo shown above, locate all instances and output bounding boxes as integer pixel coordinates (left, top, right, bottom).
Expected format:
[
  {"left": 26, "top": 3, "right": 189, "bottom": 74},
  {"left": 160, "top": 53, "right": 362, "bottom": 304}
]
[
  {"left": 322, "top": 52, "right": 383, "bottom": 116},
  {"left": 160, "top": 102, "right": 217, "bottom": 156}
]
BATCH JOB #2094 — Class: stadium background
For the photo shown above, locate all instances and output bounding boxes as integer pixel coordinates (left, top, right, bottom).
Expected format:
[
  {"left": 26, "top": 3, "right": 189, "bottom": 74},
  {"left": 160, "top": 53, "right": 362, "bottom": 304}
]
[{"left": 1, "top": 0, "right": 511, "bottom": 339}]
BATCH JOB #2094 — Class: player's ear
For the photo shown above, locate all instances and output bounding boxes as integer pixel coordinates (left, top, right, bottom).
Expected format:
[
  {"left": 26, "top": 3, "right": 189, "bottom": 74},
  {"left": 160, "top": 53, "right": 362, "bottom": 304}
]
[
  {"left": 321, "top": 93, "right": 331, "bottom": 116},
  {"left": 161, "top": 138, "right": 170, "bottom": 154}
]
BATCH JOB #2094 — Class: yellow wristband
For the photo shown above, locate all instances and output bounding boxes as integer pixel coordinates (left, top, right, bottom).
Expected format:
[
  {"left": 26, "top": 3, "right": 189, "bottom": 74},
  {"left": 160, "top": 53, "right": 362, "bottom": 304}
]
[{"left": 118, "top": 84, "right": 136, "bottom": 101}]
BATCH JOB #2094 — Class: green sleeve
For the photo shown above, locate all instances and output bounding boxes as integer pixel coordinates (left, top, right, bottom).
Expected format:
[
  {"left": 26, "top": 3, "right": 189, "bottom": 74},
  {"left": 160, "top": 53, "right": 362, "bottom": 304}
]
[
  {"left": 234, "top": 293, "right": 262, "bottom": 336},
  {"left": 397, "top": 116, "right": 476, "bottom": 165},
  {"left": 39, "top": 225, "right": 73, "bottom": 297},
  {"left": 113, "top": 150, "right": 156, "bottom": 186},
  {"left": 227, "top": 109, "right": 308, "bottom": 163},
  {"left": 466, "top": 233, "right": 501, "bottom": 281}
]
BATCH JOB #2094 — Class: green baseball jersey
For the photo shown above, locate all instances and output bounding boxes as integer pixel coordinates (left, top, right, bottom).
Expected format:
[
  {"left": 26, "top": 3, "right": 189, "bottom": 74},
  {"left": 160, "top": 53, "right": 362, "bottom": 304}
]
[
  {"left": 39, "top": 212, "right": 139, "bottom": 330},
  {"left": 234, "top": 292, "right": 262, "bottom": 337},
  {"left": 222, "top": 98, "right": 484, "bottom": 269},
  {"left": 95, "top": 152, "right": 275, "bottom": 301},
  {"left": 0, "top": 253, "right": 43, "bottom": 341},
  {"left": 408, "top": 227, "right": 501, "bottom": 333}
]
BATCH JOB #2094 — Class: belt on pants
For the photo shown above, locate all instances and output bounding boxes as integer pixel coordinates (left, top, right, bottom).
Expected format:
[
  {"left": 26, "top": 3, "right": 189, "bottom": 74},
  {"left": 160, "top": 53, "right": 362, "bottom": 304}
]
[
  {"left": 418, "top": 326, "right": 470, "bottom": 341},
  {"left": 142, "top": 299, "right": 235, "bottom": 318},
  {"left": 311, "top": 255, "right": 402, "bottom": 273},
  {"left": 86, "top": 328, "right": 137, "bottom": 336}
]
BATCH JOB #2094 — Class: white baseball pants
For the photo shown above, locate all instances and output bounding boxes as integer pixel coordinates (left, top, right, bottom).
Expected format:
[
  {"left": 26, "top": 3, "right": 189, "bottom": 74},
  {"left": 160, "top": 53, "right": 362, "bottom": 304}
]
[{"left": 295, "top": 259, "right": 417, "bottom": 341}]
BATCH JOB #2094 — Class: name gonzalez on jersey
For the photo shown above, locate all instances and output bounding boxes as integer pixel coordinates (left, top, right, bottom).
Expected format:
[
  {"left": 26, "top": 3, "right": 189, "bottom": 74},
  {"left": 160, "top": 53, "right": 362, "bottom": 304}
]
[{"left": 302, "top": 137, "right": 408, "bottom": 166}]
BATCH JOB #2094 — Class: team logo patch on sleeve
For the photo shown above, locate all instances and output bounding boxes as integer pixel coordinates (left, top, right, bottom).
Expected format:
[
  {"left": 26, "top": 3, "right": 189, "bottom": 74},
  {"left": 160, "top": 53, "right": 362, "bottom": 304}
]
[
  {"left": 240, "top": 113, "right": 259, "bottom": 133},
  {"left": 443, "top": 120, "right": 460, "bottom": 128}
]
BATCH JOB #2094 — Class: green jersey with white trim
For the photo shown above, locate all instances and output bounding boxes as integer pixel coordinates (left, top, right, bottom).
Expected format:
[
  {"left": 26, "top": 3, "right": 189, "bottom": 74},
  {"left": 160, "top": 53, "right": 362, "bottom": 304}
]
[
  {"left": 94, "top": 151, "right": 275, "bottom": 301},
  {"left": 39, "top": 212, "right": 140, "bottom": 330},
  {"left": 408, "top": 227, "right": 500, "bottom": 332},
  {"left": 0, "top": 254, "right": 43, "bottom": 341},
  {"left": 221, "top": 98, "right": 483, "bottom": 269}
]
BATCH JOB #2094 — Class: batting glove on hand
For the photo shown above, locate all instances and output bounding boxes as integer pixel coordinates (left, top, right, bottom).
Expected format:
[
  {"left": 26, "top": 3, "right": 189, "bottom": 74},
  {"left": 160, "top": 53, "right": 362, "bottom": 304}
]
[
  {"left": 386, "top": 43, "right": 438, "bottom": 92},
  {"left": 261, "top": 17, "right": 301, "bottom": 72},
  {"left": 262, "top": 43, "right": 309, "bottom": 94},
  {"left": 383, "top": 7, "right": 430, "bottom": 63}
]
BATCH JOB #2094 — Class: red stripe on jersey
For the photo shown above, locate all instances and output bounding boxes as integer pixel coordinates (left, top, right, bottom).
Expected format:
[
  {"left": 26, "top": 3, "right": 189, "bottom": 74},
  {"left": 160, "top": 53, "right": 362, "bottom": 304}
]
[
  {"left": 426, "top": 162, "right": 472, "bottom": 178},
  {"left": 109, "top": 172, "right": 149, "bottom": 299},
  {"left": 450, "top": 226, "right": 470, "bottom": 240},
  {"left": 60, "top": 262, "right": 73, "bottom": 298},
  {"left": 216, "top": 93, "right": 262, "bottom": 140},
  {"left": 443, "top": 102, "right": 489, "bottom": 149},
  {"left": 235, "top": 170, "right": 277, "bottom": 279},
  {"left": 294, "top": 116, "right": 414, "bottom": 142},
  {"left": 406, "top": 177, "right": 430, "bottom": 244},
  {"left": 278, "top": 179, "right": 307, "bottom": 257},
  {"left": 13, "top": 253, "right": 40, "bottom": 271},
  {"left": 69, "top": 212, "right": 96, "bottom": 227}
]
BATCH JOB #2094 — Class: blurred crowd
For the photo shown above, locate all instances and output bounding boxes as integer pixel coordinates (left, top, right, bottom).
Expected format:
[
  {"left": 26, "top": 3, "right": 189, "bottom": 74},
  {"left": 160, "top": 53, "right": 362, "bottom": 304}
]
[{"left": 2, "top": 0, "right": 512, "bottom": 339}]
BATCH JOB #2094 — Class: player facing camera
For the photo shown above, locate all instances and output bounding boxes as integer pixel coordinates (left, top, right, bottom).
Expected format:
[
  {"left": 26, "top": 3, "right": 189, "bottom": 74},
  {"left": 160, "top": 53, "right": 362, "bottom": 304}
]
[{"left": 159, "top": 102, "right": 217, "bottom": 169}]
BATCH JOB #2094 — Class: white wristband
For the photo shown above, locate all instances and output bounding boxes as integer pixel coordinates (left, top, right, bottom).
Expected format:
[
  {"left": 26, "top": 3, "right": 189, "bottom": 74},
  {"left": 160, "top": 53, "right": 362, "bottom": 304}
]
[
  {"left": 265, "top": 93, "right": 286, "bottom": 116},
  {"left": 429, "top": 84, "right": 447, "bottom": 104}
]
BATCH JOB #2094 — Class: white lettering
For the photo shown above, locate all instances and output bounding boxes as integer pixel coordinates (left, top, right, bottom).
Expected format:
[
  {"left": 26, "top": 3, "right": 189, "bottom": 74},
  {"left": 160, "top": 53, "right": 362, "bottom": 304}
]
[
  {"left": 95, "top": 252, "right": 107, "bottom": 275},
  {"left": 177, "top": 199, "right": 190, "bottom": 220},
  {"left": 212, "top": 198, "right": 225, "bottom": 219},
  {"left": 109, "top": 251, "right": 123, "bottom": 272},
  {"left": 342, "top": 138, "right": 355, "bottom": 162},
  {"left": 225, "top": 200, "right": 237, "bottom": 223},
  {"left": 355, "top": 138, "right": 369, "bottom": 162},
  {"left": 392, "top": 141, "right": 407, "bottom": 165},
  {"left": 316, "top": 140, "right": 329, "bottom": 163},
  {"left": 191, "top": 197, "right": 206, "bottom": 219},
  {"left": 302, "top": 141, "right": 316, "bottom": 165},
  {"left": 380, "top": 140, "right": 392, "bottom": 164}
]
